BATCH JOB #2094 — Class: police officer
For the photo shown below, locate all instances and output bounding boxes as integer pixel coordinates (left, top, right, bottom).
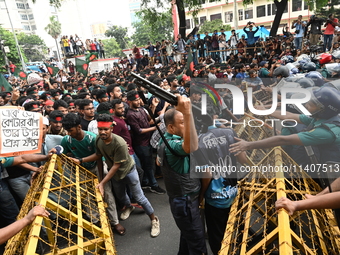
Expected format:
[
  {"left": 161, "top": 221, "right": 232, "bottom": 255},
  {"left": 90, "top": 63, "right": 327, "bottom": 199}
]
[
  {"left": 156, "top": 95, "right": 206, "bottom": 254},
  {"left": 230, "top": 86, "right": 340, "bottom": 167}
]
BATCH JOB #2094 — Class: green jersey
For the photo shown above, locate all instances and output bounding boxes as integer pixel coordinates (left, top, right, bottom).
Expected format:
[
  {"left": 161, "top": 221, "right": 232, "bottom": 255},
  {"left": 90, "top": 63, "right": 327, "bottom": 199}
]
[{"left": 61, "top": 131, "right": 97, "bottom": 169}]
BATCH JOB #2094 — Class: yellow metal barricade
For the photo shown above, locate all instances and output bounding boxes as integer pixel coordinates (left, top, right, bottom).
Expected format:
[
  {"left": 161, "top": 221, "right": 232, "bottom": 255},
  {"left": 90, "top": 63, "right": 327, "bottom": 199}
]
[
  {"left": 4, "top": 154, "right": 116, "bottom": 255},
  {"left": 220, "top": 115, "right": 340, "bottom": 255}
]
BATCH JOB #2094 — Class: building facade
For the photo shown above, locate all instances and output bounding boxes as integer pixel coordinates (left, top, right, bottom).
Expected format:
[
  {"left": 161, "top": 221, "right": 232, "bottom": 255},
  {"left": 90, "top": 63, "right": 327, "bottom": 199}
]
[
  {"left": 129, "top": 0, "right": 141, "bottom": 25},
  {"left": 91, "top": 21, "right": 113, "bottom": 39},
  {"left": 185, "top": 0, "right": 312, "bottom": 34}
]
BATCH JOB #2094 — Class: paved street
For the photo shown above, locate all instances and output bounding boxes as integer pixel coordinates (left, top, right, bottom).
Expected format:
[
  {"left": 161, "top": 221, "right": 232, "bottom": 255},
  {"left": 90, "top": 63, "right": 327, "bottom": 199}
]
[{"left": 114, "top": 178, "right": 212, "bottom": 255}]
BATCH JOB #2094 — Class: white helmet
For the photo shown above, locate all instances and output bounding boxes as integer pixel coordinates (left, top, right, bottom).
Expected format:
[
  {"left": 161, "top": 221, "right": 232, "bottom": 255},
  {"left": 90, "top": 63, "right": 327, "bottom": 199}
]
[{"left": 27, "top": 72, "right": 42, "bottom": 86}]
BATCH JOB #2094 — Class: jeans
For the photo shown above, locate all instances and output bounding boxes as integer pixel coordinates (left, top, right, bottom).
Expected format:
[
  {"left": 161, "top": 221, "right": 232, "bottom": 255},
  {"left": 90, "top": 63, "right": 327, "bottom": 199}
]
[
  {"left": 111, "top": 167, "right": 154, "bottom": 216},
  {"left": 0, "top": 179, "right": 19, "bottom": 227},
  {"left": 198, "top": 48, "right": 205, "bottom": 58},
  {"left": 169, "top": 196, "right": 207, "bottom": 255},
  {"left": 161, "top": 55, "right": 167, "bottom": 66},
  {"left": 101, "top": 50, "right": 105, "bottom": 59},
  {"left": 167, "top": 55, "right": 174, "bottom": 64},
  {"left": 219, "top": 47, "right": 226, "bottom": 62},
  {"left": 294, "top": 37, "right": 303, "bottom": 50},
  {"left": 324, "top": 34, "right": 334, "bottom": 52},
  {"left": 211, "top": 47, "right": 219, "bottom": 61},
  {"left": 134, "top": 145, "right": 157, "bottom": 187},
  {"left": 192, "top": 51, "right": 198, "bottom": 66},
  {"left": 7, "top": 173, "right": 31, "bottom": 203}
]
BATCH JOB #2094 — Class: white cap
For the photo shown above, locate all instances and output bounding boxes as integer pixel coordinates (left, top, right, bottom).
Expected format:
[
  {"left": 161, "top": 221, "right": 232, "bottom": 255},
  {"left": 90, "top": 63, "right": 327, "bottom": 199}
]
[{"left": 27, "top": 73, "right": 42, "bottom": 86}]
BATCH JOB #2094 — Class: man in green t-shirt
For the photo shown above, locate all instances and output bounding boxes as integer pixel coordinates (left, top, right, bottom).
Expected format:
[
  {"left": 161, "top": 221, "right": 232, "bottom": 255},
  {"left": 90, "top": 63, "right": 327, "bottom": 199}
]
[
  {"left": 230, "top": 86, "right": 340, "bottom": 166},
  {"left": 80, "top": 114, "right": 161, "bottom": 238},
  {"left": 61, "top": 113, "right": 125, "bottom": 235}
]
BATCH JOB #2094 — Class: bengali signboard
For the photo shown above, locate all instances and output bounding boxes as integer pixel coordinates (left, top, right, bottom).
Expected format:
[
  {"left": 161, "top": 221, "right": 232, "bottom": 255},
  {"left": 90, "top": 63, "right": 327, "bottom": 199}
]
[{"left": 0, "top": 106, "right": 42, "bottom": 157}]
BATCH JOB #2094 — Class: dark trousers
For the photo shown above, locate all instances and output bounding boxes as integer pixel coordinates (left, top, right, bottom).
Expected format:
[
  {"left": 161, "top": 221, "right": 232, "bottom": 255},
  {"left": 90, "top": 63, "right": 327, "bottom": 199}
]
[
  {"left": 0, "top": 179, "right": 19, "bottom": 227},
  {"left": 169, "top": 196, "right": 207, "bottom": 255},
  {"left": 205, "top": 202, "right": 231, "bottom": 255},
  {"left": 134, "top": 145, "right": 157, "bottom": 187}
]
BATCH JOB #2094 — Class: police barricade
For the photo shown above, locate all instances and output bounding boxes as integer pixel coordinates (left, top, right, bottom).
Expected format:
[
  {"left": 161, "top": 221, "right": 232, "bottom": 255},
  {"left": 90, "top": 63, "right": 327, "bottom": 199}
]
[
  {"left": 219, "top": 115, "right": 340, "bottom": 255},
  {"left": 4, "top": 154, "right": 116, "bottom": 255}
]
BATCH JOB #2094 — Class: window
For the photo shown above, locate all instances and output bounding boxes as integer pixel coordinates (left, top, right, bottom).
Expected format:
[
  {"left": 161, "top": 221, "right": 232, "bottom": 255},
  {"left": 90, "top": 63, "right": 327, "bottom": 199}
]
[
  {"left": 210, "top": 13, "right": 222, "bottom": 21},
  {"left": 0, "top": 0, "right": 5, "bottom": 9},
  {"left": 245, "top": 8, "right": 253, "bottom": 19},
  {"left": 271, "top": 3, "right": 287, "bottom": 14},
  {"left": 25, "top": 3, "right": 29, "bottom": 9},
  {"left": 225, "top": 11, "right": 233, "bottom": 23},
  {"left": 16, "top": 3, "right": 25, "bottom": 9},
  {"left": 257, "top": 5, "right": 265, "bottom": 18},
  {"left": 31, "top": 25, "right": 36, "bottom": 30},
  {"left": 186, "top": 19, "right": 191, "bottom": 29},
  {"left": 272, "top": 3, "right": 277, "bottom": 15},
  {"left": 21, "top": 14, "right": 28, "bottom": 20},
  {"left": 292, "top": 0, "right": 302, "bottom": 11},
  {"left": 28, "top": 14, "right": 34, "bottom": 20},
  {"left": 200, "top": 16, "right": 206, "bottom": 24},
  {"left": 267, "top": 4, "right": 271, "bottom": 16},
  {"left": 23, "top": 25, "right": 30, "bottom": 31},
  {"left": 50, "top": 5, "right": 57, "bottom": 12},
  {"left": 304, "top": 1, "right": 308, "bottom": 10},
  {"left": 238, "top": 9, "right": 243, "bottom": 21}
]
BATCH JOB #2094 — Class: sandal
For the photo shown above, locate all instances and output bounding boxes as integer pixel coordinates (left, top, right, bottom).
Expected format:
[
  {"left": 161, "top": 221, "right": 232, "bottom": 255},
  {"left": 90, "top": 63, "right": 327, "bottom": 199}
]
[{"left": 113, "top": 223, "right": 126, "bottom": 236}]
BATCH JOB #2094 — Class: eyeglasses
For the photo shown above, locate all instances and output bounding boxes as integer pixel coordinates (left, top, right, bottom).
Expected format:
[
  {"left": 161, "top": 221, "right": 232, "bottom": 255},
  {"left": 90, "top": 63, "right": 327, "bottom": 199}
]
[{"left": 84, "top": 107, "right": 94, "bottom": 111}]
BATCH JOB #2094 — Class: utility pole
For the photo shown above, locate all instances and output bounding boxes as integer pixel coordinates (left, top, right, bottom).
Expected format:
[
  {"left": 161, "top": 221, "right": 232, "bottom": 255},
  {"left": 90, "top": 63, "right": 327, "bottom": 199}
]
[
  {"left": 0, "top": 34, "right": 11, "bottom": 74},
  {"left": 4, "top": 0, "right": 26, "bottom": 71},
  {"left": 234, "top": 0, "right": 239, "bottom": 30}
]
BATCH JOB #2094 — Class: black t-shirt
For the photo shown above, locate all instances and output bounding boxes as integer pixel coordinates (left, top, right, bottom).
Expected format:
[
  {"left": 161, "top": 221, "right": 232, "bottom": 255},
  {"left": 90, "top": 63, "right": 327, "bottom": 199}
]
[
  {"left": 193, "top": 128, "right": 238, "bottom": 186},
  {"left": 81, "top": 117, "right": 92, "bottom": 131}
]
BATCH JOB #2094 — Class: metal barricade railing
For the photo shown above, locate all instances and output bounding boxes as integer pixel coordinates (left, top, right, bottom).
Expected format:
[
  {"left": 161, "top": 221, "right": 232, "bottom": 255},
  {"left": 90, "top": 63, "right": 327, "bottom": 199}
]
[
  {"left": 4, "top": 154, "right": 116, "bottom": 255},
  {"left": 219, "top": 124, "right": 340, "bottom": 255}
]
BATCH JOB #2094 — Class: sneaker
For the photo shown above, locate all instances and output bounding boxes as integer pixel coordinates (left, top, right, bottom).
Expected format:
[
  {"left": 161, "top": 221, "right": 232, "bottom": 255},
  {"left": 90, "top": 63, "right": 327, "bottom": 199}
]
[
  {"left": 150, "top": 186, "right": 166, "bottom": 195},
  {"left": 151, "top": 216, "right": 160, "bottom": 237},
  {"left": 120, "top": 206, "right": 135, "bottom": 220},
  {"left": 141, "top": 185, "right": 151, "bottom": 190}
]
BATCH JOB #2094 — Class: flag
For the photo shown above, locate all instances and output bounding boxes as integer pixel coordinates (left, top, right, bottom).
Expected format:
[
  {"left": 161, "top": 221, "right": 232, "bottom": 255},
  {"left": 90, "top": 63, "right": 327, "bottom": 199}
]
[
  {"left": 13, "top": 68, "right": 28, "bottom": 80},
  {"left": 0, "top": 74, "right": 13, "bottom": 92},
  {"left": 76, "top": 58, "right": 89, "bottom": 76},
  {"left": 186, "top": 49, "right": 195, "bottom": 76},
  {"left": 44, "top": 63, "right": 59, "bottom": 76},
  {"left": 86, "top": 52, "right": 98, "bottom": 62}
]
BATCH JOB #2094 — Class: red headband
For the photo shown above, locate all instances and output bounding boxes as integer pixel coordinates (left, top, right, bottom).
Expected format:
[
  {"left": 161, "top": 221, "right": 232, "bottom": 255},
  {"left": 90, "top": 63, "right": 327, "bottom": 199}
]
[
  {"left": 69, "top": 102, "right": 75, "bottom": 106},
  {"left": 32, "top": 104, "right": 38, "bottom": 108},
  {"left": 97, "top": 121, "right": 112, "bottom": 128},
  {"left": 55, "top": 117, "right": 62, "bottom": 122}
]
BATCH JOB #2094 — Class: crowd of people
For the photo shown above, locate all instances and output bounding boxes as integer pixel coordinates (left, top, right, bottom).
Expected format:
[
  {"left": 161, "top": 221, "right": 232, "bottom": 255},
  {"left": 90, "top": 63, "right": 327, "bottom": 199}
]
[
  {"left": 2, "top": 13, "right": 340, "bottom": 255},
  {"left": 56, "top": 35, "right": 105, "bottom": 59}
]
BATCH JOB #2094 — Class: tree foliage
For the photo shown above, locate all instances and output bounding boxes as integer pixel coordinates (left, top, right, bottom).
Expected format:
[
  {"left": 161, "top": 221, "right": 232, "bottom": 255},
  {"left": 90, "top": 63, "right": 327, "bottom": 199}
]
[
  {"left": 17, "top": 33, "right": 47, "bottom": 62},
  {"left": 198, "top": 19, "right": 231, "bottom": 34},
  {"left": 132, "top": 11, "right": 173, "bottom": 46},
  {"left": 101, "top": 38, "right": 125, "bottom": 58},
  {"left": 32, "top": 0, "right": 63, "bottom": 8},
  {"left": 44, "top": 16, "right": 61, "bottom": 39},
  {"left": 0, "top": 26, "right": 27, "bottom": 72},
  {"left": 105, "top": 26, "right": 130, "bottom": 49},
  {"left": 140, "top": 0, "right": 204, "bottom": 39},
  {"left": 314, "top": 0, "right": 340, "bottom": 18}
]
